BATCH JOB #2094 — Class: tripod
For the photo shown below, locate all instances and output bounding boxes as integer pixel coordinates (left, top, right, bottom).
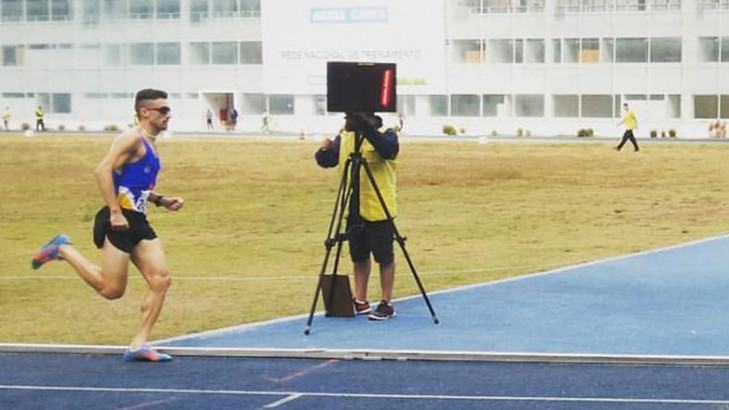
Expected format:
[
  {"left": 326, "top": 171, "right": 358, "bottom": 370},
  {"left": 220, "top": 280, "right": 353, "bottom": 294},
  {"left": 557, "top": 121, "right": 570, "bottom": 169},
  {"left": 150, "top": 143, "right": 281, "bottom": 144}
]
[{"left": 304, "top": 130, "right": 439, "bottom": 335}]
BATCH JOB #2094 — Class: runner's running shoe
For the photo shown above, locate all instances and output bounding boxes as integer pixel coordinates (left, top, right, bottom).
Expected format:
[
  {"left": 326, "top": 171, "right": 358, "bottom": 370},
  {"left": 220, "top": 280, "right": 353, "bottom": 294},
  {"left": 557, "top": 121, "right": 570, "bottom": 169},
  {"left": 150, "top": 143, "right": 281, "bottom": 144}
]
[
  {"left": 31, "top": 234, "right": 71, "bottom": 270},
  {"left": 123, "top": 345, "right": 172, "bottom": 362},
  {"left": 368, "top": 300, "right": 396, "bottom": 321}
]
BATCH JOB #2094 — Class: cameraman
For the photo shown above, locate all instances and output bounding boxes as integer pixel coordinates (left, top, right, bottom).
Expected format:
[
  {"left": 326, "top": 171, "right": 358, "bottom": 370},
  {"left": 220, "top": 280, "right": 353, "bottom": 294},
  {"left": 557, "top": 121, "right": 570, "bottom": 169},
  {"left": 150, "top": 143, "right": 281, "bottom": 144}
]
[{"left": 315, "top": 113, "right": 399, "bottom": 320}]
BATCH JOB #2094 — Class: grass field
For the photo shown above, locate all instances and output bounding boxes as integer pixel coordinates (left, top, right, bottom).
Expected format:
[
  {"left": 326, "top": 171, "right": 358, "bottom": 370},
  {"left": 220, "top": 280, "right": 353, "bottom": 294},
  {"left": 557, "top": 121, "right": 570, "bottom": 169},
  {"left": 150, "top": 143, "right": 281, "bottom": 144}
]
[{"left": 2, "top": 133, "right": 729, "bottom": 345}]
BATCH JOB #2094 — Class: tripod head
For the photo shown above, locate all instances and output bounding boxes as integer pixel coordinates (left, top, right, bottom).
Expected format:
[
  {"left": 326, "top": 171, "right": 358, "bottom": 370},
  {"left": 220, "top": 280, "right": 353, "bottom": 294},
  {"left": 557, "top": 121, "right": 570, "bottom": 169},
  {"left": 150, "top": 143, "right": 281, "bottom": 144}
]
[{"left": 344, "top": 112, "right": 382, "bottom": 153}]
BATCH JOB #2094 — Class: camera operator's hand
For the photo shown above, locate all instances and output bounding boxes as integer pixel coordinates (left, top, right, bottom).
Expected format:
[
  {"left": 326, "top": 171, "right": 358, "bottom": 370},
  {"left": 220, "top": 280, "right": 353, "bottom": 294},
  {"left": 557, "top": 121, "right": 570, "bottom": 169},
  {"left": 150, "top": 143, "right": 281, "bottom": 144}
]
[{"left": 320, "top": 138, "right": 334, "bottom": 150}]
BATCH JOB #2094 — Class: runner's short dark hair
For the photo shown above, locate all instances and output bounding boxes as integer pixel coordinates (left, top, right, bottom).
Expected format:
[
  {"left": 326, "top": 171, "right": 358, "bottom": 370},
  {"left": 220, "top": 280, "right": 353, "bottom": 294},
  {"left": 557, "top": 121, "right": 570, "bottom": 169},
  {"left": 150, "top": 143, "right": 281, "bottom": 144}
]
[{"left": 135, "top": 89, "right": 168, "bottom": 113}]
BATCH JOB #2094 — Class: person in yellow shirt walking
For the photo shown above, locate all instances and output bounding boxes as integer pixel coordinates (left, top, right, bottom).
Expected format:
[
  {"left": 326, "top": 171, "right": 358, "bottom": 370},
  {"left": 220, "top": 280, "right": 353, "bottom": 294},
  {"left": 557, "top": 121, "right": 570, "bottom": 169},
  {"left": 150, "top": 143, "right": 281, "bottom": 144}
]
[
  {"left": 615, "top": 102, "right": 639, "bottom": 152},
  {"left": 2, "top": 106, "right": 10, "bottom": 131},
  {"left": 35, "top": 105, "right": 45, "bottom": 132}
]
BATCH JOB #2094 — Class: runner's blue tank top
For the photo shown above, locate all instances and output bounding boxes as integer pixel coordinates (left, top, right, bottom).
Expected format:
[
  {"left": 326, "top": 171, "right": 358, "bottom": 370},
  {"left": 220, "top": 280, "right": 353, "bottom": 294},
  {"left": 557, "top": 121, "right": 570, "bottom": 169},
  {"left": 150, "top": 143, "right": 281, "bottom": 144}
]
[{"left": 113, "top": 135, "right": 161, "bottom": 214}]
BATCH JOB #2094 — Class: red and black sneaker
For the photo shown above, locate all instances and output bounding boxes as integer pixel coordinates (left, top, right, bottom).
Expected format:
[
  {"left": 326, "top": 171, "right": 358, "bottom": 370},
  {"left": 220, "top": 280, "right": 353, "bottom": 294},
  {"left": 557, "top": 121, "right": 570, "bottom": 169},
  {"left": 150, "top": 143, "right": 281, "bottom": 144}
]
[{"left": 353, "top": 299, "right": 371, "bottom": 315}]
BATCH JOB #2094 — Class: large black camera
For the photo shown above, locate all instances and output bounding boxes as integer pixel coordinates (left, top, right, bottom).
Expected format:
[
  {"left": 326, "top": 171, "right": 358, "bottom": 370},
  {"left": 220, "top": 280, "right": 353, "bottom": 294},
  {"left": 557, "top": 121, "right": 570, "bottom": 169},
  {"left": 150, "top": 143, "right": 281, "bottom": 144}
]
[{"left": 327, "top": 62, "right": 397, "bottom": 113}]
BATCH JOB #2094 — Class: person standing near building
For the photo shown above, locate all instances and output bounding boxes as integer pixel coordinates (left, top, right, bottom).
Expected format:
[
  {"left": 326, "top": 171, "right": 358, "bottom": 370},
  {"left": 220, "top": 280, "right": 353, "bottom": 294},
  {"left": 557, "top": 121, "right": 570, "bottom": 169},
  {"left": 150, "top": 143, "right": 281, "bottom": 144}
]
[
  {"left": 615, "top": 103, "right": 639, "bottom": 152},
  {"left": 206, "top": 109, "right": 214, "bottom": 130},
  {"left": 261, "top": 111, "right": 271, "bottom": 134},
  {"left": 315, "top": 113, "right": 400, "bottom": 320},
  {"left": 35, "top": 105, "right": 45, "bottom": 131},
  {"left": 228, "top": 106, "right": 239, "bottom": 132},
  {"left": 31, "top": 89, "right": 183, "bottom": 362},
  {"left": 2, "top": 106, "right": 10, "bottom": 131}
]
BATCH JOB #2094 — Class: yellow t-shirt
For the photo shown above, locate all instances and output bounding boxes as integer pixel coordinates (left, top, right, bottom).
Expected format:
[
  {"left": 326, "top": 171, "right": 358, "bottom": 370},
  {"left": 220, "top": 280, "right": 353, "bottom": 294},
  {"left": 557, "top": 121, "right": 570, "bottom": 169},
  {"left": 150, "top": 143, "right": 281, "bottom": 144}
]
[{"left": 623, "top": 110, "right": 637, "bottom": 130}]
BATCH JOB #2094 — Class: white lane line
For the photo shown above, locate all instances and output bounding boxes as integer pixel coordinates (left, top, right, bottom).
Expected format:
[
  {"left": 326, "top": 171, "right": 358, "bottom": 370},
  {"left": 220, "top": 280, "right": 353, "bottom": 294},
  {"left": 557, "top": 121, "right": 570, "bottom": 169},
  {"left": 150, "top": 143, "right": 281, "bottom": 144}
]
[
  {"left": 263, "top": 359, "right": 338, "bottom": 383},
  {"left": 1, "top": 384, "right": 729, "bottom": 405},
  {"left": 263, "top": 393, "right": 303, "bottom": 408}
]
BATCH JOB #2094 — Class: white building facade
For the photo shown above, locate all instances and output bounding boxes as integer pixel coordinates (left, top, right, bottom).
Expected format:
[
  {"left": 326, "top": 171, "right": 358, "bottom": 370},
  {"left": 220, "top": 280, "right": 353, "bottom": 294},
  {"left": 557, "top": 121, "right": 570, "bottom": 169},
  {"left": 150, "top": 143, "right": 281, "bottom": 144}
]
[{"left": 0, "top": 0, "right": 727, "bottom": 137}]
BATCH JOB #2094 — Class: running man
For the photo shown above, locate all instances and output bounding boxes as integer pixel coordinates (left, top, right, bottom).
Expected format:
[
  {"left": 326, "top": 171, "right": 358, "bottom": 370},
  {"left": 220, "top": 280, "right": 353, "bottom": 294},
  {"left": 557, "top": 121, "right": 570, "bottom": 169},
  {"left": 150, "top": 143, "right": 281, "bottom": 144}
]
[{"left": 32, "top": 89, "right": 183, "bottom": 362}]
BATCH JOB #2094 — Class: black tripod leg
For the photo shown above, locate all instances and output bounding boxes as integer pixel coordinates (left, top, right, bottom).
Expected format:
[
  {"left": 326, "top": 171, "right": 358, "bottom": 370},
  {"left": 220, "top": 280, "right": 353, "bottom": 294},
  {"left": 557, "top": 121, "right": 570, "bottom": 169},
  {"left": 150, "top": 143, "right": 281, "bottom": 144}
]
[
  {"left": 305, "top": 159, "right": 354, "bottom": 335},
  {"left": 360, "top": 159, "right": 439, "bottom": 324}
]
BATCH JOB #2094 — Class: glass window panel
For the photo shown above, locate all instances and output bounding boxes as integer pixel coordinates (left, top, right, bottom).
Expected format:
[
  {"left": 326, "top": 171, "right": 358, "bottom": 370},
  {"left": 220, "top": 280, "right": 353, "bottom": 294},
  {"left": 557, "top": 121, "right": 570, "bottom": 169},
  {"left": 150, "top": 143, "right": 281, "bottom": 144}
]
[
  {"left": 156, "top": 43, "right": 180, "bottom": 65},
  {"left": 564, "top": 38, "right": 579, "bottom": 63},
  {"left": 650, "top": 37, "right": 681, "bottom": 62},
  {"left": 52, "top": 93, "right": 71, "bottom": 113},
  {"left": 211, "top": 42, "right": 237, "bottom": 64},
  {"left": 313, "top": 95, "right": 326, "bottom": 115},
  {"left": 102, "top": 0, "right": 125, "bottom": 19},
  {"left": 581, "top": 38, "right": 599, "bottom": 63},
  {"left": 722, "top": 95, "right": 729, "bottom": 119},
  {"left": 27, "top": 0, "right": 50, "bottom": 21},
  {"left": 37, "top": 93, "right": 51, "bottom": 111},
  {"left": 2, "top": 45, "right": 18, "bottom": 65},
  {"left": 487, "top": 39, "right": 513, "bottom": 63},
  {"left": 2, "top": 0, "right": 22, "bottom": 21},
  {"left": 602, "top": 38, "right": 614, "bottom": 62},
  {"left": 241, "top": 93, "right": 265, "bottom": 114},
  {"left": 453, "top": 39, "right": 482, "bottom": 63},
  {"left": 239, "top": 0, "right": 260, "bottom": 16},
  {"left": 189, "top": 42, "right": 210, "bottom": 64},
  {"left": 515, "top": 94, "right": 544, "bottom": 117},
  {"left": 722, "top": 37, "right": 729, "bottom": 62},
  {"left": 103, "top": 44, "right": 122, "bottom": 65},
  {"left": 129, "top": 43, "right": 154, "bottom": 65},
  {"left": 614, "top": 94, "right": 621, "bottom": 117},
  {"left": 553, "top": 95, "right": 578, "bottom": 117},
  {"left": 667, "top": 94, "right": 680, "bottom": 118},
  {"left": 616, "top": 38, "right": 648, "bottom": 62},
  {"left": 129, "top": 0, "right": 152, "bottom": 19},
  {"left": 451, "top": 94, "right": 480, "bottom": 116},
  {"left": 213, "top": 0, "right": 237, "bottom": 17},
  {"left": 269, "top": 95, "right": 294, "bottom": 115},
  {"left": 239, "top": 41, "right": 262, "bottom": 64},
  {"left": 483, "top": 94, "right": 505, "bottom": 117},
  {"left": 525, "top": 39, "right": 544, "bottom": 63},
  {"left": 552, "top": 39, "right": 561, "bottom": 63},
  {"left": 515, "top": 39, "right": 524, "bottom": 63},
  {"left": 51, "top": 0, "right": 71, "bottom": 20},
  {"left": 429, "top": 95, "right": 448, "bottom": 116},
  {"left": 581, "top": 95, "right": 612, "bottom": 117},
  {"left": 694, "top": 95, "right": 718, "bottom": 119},
  {"left": 699, "top": 37, "right": 719, "bottom": 62},
  {"left": 157, "top": 0, "right": 180, "bottom": 18},
  {"left": 190, "top": 0, "right": 208, "bottom": 21}
]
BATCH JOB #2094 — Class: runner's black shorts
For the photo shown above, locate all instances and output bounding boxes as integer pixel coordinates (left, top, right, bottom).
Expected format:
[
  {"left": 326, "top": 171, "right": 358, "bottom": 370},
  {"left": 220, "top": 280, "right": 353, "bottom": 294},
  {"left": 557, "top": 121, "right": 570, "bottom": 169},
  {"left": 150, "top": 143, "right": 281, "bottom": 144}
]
[
  {"left": 347, "top": 219, "right": 394, "bottom": 265},
  {"left": 93, "top": 207, "right": 157, "bottom": 253}
]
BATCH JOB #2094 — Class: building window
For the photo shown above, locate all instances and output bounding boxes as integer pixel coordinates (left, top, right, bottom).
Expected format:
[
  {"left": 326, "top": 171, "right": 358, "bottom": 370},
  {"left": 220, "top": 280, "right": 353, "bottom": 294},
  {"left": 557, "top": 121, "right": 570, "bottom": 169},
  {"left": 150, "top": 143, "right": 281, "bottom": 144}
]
[
  {"left": 487, "top": 39, "right": 514, "bottom": 63},
  {"left": 157, "top": 0, "right": 180, "bottom": 18},
  {"left": 553, "top": 95, "right": 578, "bottom": 117},
  {"left": 239, "top": 41, "right": 262, "bottom": 64},
  {"left": 51, "top": 0, "right": 72, "bottom": 20},
  {"left": 190, "top": 42, "right": 210, "bottom": 64},
  {"left": 552, "top": 39, "right": 561, "bottom": 63},
  {"left": 241, "top": 93, "right": 265, "bottom": 114},
  {"left": 27, "top": 0, "right": 50, "bottom": 21},
  {"left": 156, "top": 43, "right": 180, "bottom": 65},
  {"left": 190, "top": 0, "right": 208, "bottom": 21},
  {"left": 38, "top": 93, "right": 72, "bottom": 113},
  {"left": 616, "top": 38, "right": 648, "bottom": 62},
  {"left": 694, "top": 95, "right": 718, "bottom": 119},
  {"left": 722, "top": 37, "right": 729, "bottom": 62},
  {"left": 2, "top": 45, "right": 23, "bottom": 66},
  {"left": 563, "top": 38, "right": 579, "bottom": 63},
  {"left": 525, "top": 39, "right": 544, "bottom": 63},
  {"left": 212, "top": 0, "right": 237, "bottom": 17},
  {"left": 581, "top": 38, "right": 600, "bottom": 63},
  {"left": 101, "top": 0, "right": 125, "bottom": 20},
  {"left": 239, "top": 0, "right": 260, "bottom": 17},
  {"left": 667, "top": 94, "right": 681, "bottom": 118},
  {"left": 429, "top": 95, "right": 448, "bottom": 116},
  {"left": 103, "top": 44, "right": 123, "bottom": 66},
  {"left": 269, "top": 95, "right": 294, "bottom": 115},
  {"left": 129, "top": 43, "right": 154, "bottom": 65},
  {"left": 650, "top": 37, "right": 681, "bottom": 62},
  {"left": 581, "top": 95, "right": 612, "bottom": 117},
  {"left": 1, "top": 0, "right": 23, "bottom": 21},
  {"left": 129, "top": 0, "right": 152, "bottom": 19},
  {"left": 483, "top": 95, "right": 505, "bottom": 117},
  {"left": 211, "top": 42, "right": 237, "bottom": 64},
  {"left": 698, "top": 37, "right": 719, "bottom": 62},
  {"left": 453, "top": 39, "right": 482, "bottom": 64},
  {"left": 722, "top": 95, "right": 729, "bottom": 119},
  {"left": 602, "top": 38, "right": 614, "bottom": 62},
  {"left": 515, "top": 95, "right": 544, "bottom": 117},
  {"left": 451, "top": 94, "right": 480, "bottom": 116}
]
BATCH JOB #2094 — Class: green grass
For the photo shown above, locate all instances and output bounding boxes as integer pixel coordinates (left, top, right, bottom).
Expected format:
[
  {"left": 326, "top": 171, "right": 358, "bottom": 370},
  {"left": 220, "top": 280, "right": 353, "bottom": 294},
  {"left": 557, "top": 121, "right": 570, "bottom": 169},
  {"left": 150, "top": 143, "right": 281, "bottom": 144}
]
[{"left": 2, "top": 134, "right": 729, "bottom": 344}]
